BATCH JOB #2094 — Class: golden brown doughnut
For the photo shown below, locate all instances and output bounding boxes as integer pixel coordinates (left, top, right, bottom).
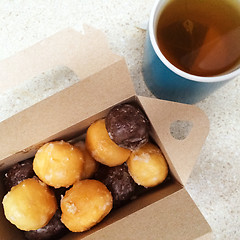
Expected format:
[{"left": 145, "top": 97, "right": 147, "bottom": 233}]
[
  {"left": 127, "top": 143, "right": 168, "bottom": 187},
  {"left": 33, "top": 141, "right": 84, "bottom": 188},
  {"left": 74, "top": 141, "right": 98, "bottom": 179},
  {"left": 2, "top": 178, "right": 57, "bottom": 231},
  {"left": 61, "top": 179, "right": 113, "bottom": 232},
  {"left": 85, "top": 119, "right": 131, "bottom": 167}
]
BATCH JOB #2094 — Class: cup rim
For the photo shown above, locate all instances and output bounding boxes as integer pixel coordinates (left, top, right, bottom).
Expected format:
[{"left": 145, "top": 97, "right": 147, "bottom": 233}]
[{"left": 149, "top": 0, "right": 240, "bottom": 83}]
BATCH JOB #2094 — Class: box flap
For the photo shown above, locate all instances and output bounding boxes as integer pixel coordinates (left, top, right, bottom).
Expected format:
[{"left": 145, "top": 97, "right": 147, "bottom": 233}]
[
  {"left": 0, "top": 27, "right": 136, "bottom": 169},
  {"left": 138, "top": 96, "right": 209, "bottom": 186},
  {"left": 0, "top": 26, "right": 122, "bottom": 93},
  {"left": 70, "top": 188, "right": 212, "bottom": 240},
  {"left": 0, "top": 60, "right": 135, "bottom": 170}
]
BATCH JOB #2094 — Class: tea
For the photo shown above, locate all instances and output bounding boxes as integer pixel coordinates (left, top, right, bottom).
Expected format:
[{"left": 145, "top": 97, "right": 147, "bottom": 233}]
[{"left": 156, "top": 0, "right": 240, "bottom": 76}]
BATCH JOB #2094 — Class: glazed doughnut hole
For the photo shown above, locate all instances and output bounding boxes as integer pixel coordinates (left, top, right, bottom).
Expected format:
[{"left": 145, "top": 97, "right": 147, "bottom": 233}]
[
  {"left": 2, "top": 178, "right": 57, "bottom": 231},
  {"left": 85, "top": 119, "right": 131, "bottom": 167},
  {"left": 74, "top": 141, "right": 98, "bottom": 179},
  {"left": 127, "top": 143, "right": 168, "bottom": 188},
  {"left": 61, "top": 179, "right": 113, "bottom": 232},
  {"left": 33, "top": 141, "right": 84, "bottom": 188}
]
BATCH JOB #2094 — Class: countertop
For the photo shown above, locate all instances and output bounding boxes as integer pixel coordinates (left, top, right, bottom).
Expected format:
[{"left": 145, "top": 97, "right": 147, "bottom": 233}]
[{"left": 0, "top": 1, "right": 239, "bottom": 239}]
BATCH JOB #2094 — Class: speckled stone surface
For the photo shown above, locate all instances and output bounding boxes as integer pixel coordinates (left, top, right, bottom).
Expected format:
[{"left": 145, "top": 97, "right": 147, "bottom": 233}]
[{"left": 0, "top": 1, "right": 239, "bottom": 239}]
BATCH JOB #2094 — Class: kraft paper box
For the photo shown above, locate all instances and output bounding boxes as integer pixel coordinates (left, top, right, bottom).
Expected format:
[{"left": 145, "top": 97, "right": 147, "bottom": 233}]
[{"left": 0, "top": 26, "right": 212, "bottom": 240}]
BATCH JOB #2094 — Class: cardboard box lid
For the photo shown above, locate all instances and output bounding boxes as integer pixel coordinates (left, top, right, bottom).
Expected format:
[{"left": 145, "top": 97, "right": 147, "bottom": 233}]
[
  {"left": 0, "top": 26, "right": 124, "bottom": 94},
  {"left": 0, "top": 27, "right": 136, "bottom": 169},
  {"left": 138, "top": 96, "right": 209, "bottom": 185},
  {"left": 0, "top": 65, "right": 135, "bottom": 170}
]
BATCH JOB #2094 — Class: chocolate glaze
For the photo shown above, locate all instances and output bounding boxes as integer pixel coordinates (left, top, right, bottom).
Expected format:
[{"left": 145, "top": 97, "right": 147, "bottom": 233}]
[
  {"left": 3, "top": 158, "right": 35, "bottom": 192},
  {"left": 105, "top": 104, "right": 149, "bottom": 150},
  {"left": 95, "top": 163, "right": 137, "bottom": 208},
  {"left": 24, "top": 209, "right": 68, "bottom": 240}
]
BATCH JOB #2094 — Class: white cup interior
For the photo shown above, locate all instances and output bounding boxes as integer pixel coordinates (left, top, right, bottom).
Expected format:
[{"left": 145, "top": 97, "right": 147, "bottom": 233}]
[{"left": 149, "top": 0, "right": 240, "bottom": 83}]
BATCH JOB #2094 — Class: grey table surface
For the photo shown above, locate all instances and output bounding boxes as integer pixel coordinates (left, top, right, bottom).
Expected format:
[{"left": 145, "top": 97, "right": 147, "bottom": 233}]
[{"left": 0, "top": 1, "right": 239, "bottom": 239}]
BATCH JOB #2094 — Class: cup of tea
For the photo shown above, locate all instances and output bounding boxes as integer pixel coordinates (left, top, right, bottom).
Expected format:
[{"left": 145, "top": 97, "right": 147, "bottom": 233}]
[{"left": 143, "top": 0, "right": 240, "bottom": 104}]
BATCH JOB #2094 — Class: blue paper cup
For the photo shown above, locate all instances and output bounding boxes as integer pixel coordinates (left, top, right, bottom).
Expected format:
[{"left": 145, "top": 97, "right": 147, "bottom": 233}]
[{"left": 142, "top": 0, "right": 240, "bottom": 104}]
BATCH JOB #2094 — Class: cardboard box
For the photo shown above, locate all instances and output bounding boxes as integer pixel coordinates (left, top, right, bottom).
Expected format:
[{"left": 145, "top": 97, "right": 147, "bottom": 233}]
[{"left": 0, "top": 26, "right": 212, "bottom": 240}]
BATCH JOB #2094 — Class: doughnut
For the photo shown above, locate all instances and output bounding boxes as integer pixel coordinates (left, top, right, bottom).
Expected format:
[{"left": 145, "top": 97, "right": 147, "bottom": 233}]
[
  {"left": 74, "top": 141, "right": 98, "bottom": 179},
  {"left": 85, "top": 119, "right": 131, "bottom": 167},
  {"left": 105, "top": 104, "right": 149, "bottom": 150},
  {"left": 33, "top": 141, "right": 84, "bottom": 188},
  {"left": 3, "top": 158, "right": 35, "bottom": 192},
  {"left": 2, "top": 178, "right": 57, "bottom": 231},
  {"left": 95, "top": 163, "right": 136, "bottom": 208},
  {"left": 127, "top": 143, "right": 168, "bottom": 187},
  {"left": 61, "top": 179, "right": 113, "bottom": 232},
  {"left": 24, "top": 209, "right": 68, "bottom": 240}
]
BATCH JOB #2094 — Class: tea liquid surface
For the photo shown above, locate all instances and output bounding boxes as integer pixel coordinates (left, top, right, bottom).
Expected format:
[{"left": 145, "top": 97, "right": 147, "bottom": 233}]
[{"left": 156, "top": 0, "right": 240, "bottom": 76}]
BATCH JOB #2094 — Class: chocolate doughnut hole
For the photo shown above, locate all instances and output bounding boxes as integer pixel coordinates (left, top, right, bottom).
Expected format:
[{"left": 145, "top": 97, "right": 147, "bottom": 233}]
[
  {"left": 3, "top": 158, "right": 35, "bottom": 192},
  {"left": 105, "top": 103, "right": 150, "bottom": 150},
  {"left": 95, "top": 163, "right": 137, "bottom": 208}
]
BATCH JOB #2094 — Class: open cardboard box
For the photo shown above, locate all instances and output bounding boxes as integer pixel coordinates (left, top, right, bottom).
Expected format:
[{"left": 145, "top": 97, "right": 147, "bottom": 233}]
[{"left": 0, "top": 26, "right": 212, "bottom": 240}]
